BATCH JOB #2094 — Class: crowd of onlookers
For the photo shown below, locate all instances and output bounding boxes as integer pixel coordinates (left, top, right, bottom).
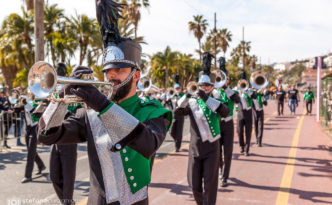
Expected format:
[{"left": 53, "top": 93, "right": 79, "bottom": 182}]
[{"left": 0, "top": 86, "right": 26, "bottom": 149}]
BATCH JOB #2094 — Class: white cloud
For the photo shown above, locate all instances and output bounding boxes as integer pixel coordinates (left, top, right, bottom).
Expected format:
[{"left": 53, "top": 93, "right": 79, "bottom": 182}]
[{"left": 1, "top": 0, "right": 331, "bottom": 64}]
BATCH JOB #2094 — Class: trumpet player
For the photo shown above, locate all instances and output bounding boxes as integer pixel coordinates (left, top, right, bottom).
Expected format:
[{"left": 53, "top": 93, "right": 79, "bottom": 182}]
[
  {"left": 236, "top": 71, "right": 256, "bottom": 156},
  {"left": 170, "top": 74, "right": 185, "bottom": 152},
  {"left": 37, "top": 1, "right": 172, "bottom": 204},
  {"left": 175, "top": 52, "right": 229, "bottom": 205},
  {"left": 212, "top": 57, "right": 241, "bottom": 187},
  {"left": 49, "top": 63, "right": 78, "bottom": 205}
]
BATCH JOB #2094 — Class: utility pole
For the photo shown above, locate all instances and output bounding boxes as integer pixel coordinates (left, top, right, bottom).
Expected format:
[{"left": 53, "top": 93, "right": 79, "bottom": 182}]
[
  {"left": 213, "top": 13, "right": 217, "bottom": 70},
  {"left": 34, "top": 0, "right": 44, "bottom": 62},
  {"left": 242, "top": 26, "right": 245, "bottom": 70},
  {"left": 316, "top": 56, "right": 322, "bottom": 122}
]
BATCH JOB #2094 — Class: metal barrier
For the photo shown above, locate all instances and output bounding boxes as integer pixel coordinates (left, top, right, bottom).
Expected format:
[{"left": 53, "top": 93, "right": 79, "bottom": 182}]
[
  {"left": 321, "top": 73, "right": 332, "bottom": 133},
  {"left": 0, "top": 111, "right": 25, "bottom": 151}
]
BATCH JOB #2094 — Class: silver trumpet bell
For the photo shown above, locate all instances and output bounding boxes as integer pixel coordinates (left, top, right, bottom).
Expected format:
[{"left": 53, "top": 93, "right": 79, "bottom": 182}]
[
  {"left": 28, "top": 61, "right": 114, "bottom": 102},
  {"left": 250, "top": 71, "right": 269, "bottom": 90},
  {"left": 213, "top": 70, "right": 227, "bottom": 88},
  {"left": 237, "top": 79, "right": 249, "bottom": 91},
  {"left": 187, "top": 81, "right": 199, "bottom": 95}
]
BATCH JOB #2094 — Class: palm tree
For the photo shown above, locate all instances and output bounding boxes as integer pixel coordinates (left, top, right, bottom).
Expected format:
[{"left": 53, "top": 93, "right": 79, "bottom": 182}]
[
  {"left": 118, "top": 17, "right": 145, "bottom": 43},
  {"left": 175, "top": 53, "right": 200, "bottom": 87},
  {"left": 230, "top": 40, "right": 251, "bottom": 68},
  {"left": 218, "top": 28, "right": 232, "bottom": 56},
  {"left": 44, "top": 3, "right": 64, "bottom": 66},
  {"left": 122, "top": 0, "right": 150, "bottom": 39},
  {"left": 67, "top": 14, "right": 99, "bottom": 65},
  {"left": 150, "top": 46, "right": 178, "bottom": 88},
  {"left": 0, "top": 8, "right": 34, "bottom": 88},
  {"left": 188, "top": 15, "right": 208, "bottom": 61}
]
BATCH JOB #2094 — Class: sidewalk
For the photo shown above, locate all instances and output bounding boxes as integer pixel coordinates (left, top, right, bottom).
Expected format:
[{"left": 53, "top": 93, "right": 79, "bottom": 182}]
[{"left": 148, "top": 102, "right": 332, "bottom": 205}]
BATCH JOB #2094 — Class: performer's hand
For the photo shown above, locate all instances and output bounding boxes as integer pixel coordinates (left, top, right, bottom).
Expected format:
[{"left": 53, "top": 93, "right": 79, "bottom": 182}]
[
  {"left": 71, "top": 85, "right": 110, "bottom": 112},
  {"left": 69, "top": 66, "right": 93, "bottom": 79},
  {"left": 59, "top": 66, "right": 93, "bottom": 98},
  {"left": 197, "top": 89, "right": 209, "bottom": 101}
]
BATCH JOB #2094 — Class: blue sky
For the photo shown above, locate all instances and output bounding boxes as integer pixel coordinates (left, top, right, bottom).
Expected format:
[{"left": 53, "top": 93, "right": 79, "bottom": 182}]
[{"left": 1, "top": 0, "right": 332, "bottom": 64}]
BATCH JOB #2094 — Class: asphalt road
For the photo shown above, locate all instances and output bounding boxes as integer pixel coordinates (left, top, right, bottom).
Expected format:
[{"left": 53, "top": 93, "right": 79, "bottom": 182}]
[{"left": 0, "top": 117, "right": 190, "bottom": 205}]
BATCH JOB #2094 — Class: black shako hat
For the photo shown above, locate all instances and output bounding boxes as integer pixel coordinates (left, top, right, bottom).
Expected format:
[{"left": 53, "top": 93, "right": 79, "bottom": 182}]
[
  {"left": 198, "top": 52, "right": 215, "bottom": 86},
  {"left": 56, "top": 62, "right": 67, "bottom": 77},
  {"left": 174, "top": 74, "right": 181, "bottom": 89},
  {"left": 218, "top": 57, "right": 228, "bottom": 75},
  {"left": 96, "top": 0, "right": 141, "bottom": 72}
]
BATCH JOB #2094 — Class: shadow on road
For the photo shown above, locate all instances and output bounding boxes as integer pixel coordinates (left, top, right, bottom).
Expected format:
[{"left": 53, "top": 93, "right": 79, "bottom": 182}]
[
  {"left": 227, "top": 178, "right": 332, "bottom": 204},
  {"left": 150, "top": 182, "right": 192, "bottom": 197}
]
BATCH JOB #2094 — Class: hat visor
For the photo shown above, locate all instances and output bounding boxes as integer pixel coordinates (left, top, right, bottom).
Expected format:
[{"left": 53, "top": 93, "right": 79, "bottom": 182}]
[
  {"left": 102, "top": 62, "right": 135, "bottom": 72},
  {"left": 198, "top": 82, "right": 214, "bottom": 86}
]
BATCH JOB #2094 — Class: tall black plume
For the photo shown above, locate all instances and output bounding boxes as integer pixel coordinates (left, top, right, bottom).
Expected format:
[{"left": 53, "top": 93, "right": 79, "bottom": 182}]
[{"left": 96, "top": 0, "right": 124, "bottom": 47}]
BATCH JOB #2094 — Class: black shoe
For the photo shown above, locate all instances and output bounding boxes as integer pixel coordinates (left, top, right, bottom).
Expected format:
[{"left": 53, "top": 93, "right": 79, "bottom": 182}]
[
  {"left": 4, "top": 144, "right": 11, "bottom": 149},
  {"left": 21, "top": 177, "right": 32, "bottom": 183},
  {"left": 221, "top": 179, "right": 228, "bottom": 187},
  {"left": 175, "top": 148, "right": 180, "bottom": 152},
  {"left": 245, "top": 152, "right": 249, "bottom": 156},
  {"left": 258, "top": 142, "right": 262, "bottom": 147},
  {"left": 35, "top": 166, "right": 46, "bottom": 175},
  {"left": 240, "top": 147, "right": 245, "bottom": 153}
]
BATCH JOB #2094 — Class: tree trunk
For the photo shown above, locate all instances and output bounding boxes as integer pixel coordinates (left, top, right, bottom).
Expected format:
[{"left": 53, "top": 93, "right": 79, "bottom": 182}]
[
  {"left": 198, "top": 39, "right": 201, "bottom": 61},
  {"left": 26, "top": 0, "right": 34, "bottom": 10},
  {"left": 1, "top": 66, "right": 19, "bottom": 89},
  {"left": 34, "top": 0, "right": 44, "bottom": 62},
  {"left": 165, "top": 66, "right": 168, "bottom": 88}
]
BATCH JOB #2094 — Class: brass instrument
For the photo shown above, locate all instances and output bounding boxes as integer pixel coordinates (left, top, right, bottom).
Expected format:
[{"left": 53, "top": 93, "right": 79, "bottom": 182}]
[
  {"left": 237, "top": 79, "right": 249, "bottom": 91},
  {"left": 250, "top": 71, "right": 269, "bottom": 90},
  {"left": 213, "top": 70, "right": 227, "bottom": 88},
  {"left": 187, "top": 81, "right": 199, "bottom": 95},
  {"left": 8, "top": 89, "right": 20, "bottom": 105},
  {"left": 28, "top": 61, "right": 114, "bottom": 104},
  {"left": 168, "top": 88, "right": 175, "bottom": 96}
]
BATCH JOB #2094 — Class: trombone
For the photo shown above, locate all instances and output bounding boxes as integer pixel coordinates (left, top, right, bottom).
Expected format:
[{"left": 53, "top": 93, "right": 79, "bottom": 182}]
[{"left": 28, "top": 61, "right": 114, "bottom": 104}]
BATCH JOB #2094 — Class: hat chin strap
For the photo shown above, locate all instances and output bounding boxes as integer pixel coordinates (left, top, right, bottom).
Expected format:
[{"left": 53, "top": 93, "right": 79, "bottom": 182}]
[
  {"left": 112, "top": 69, "right": 137, "bottom": 90},
  {"left": 206, "top": 87, "right": 214, "bottom": 95}
]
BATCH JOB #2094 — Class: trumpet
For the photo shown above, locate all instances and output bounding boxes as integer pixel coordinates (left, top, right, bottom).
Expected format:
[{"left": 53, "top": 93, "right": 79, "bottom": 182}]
[
  {"left": 250, "top": 71, "right": 268, "bottom": 90},
  {"left": 28, "top": 61, "right": 114, "bottom": 104},
  {"left": 237, "top": 79, "right": 249, "bottom": 91},
  {"left": 168, "top": 88, "right": 175, "bottom": 96},
  {"left": 187, "top": 81, "right": 199, "bottom": 95},
  {"left": 213, "top": 70, "right": 227, "bottom": 88}
]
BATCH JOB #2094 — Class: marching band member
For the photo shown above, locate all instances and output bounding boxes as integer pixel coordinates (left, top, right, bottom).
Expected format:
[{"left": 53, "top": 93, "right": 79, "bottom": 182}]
[
  {"left": 212, "top": 57, "right": 240, "bottom": 187},
  {"left": 49, "top": 63, "right": 78, "bottom": 205},
  {"left": 38, "top": 1, "right": 172, "bottom": 204},
  {"left": 252, "top": 89, "right": 267, "bottom": 147},
  {"left": 175, "top": 52, "right": 229, "bottom": 205},
  {"left": 21, "top": 96, "right": 46, "bottom": 183},
  {"left": 236, "top": 71, "right": 256, "bottom": 156},
  {"left": 170, "top": 74, "right": 185, "bottom": 152}
]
